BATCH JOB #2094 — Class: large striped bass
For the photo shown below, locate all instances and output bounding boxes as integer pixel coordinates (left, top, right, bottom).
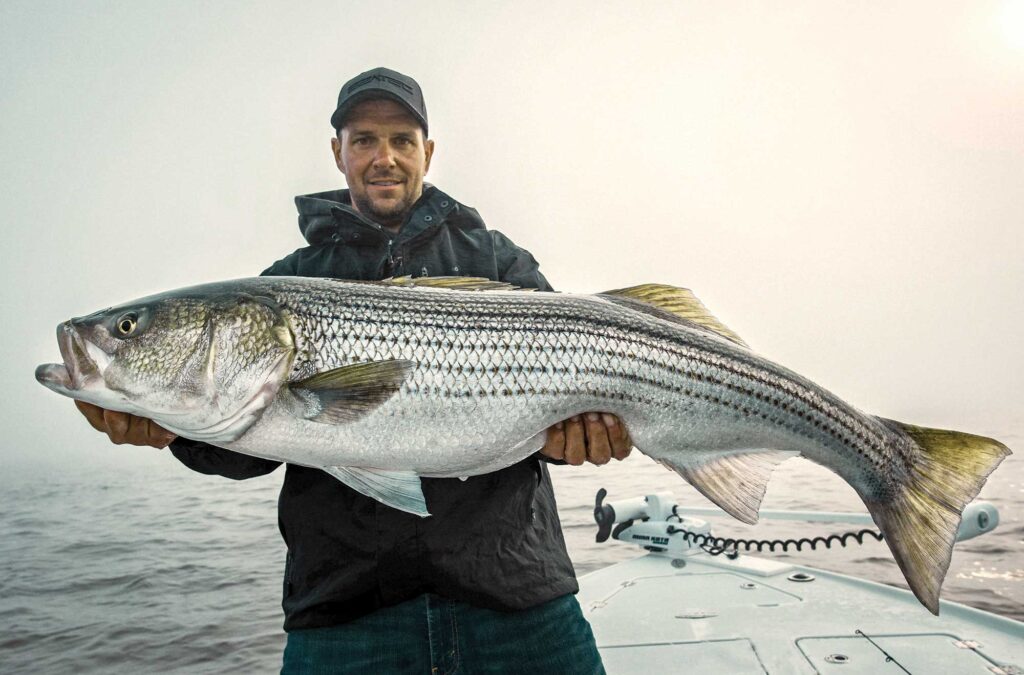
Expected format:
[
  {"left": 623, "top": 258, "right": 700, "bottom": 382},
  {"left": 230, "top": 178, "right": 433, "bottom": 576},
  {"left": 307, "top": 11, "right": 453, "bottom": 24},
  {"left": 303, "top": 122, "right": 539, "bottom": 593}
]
[{"left": 36, "top": 276, "right": 1010, "bottom": 613}]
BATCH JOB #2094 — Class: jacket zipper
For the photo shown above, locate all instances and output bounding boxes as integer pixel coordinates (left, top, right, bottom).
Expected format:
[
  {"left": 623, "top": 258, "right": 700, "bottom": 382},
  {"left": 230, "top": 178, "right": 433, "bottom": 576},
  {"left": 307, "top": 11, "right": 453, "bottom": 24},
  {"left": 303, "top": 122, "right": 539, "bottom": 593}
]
[
  {"left": 332, "top": 205, "right": 422, "bottom": 277},
  {"left": 384, "top": 238, "right": 402, "bottom": 275}
]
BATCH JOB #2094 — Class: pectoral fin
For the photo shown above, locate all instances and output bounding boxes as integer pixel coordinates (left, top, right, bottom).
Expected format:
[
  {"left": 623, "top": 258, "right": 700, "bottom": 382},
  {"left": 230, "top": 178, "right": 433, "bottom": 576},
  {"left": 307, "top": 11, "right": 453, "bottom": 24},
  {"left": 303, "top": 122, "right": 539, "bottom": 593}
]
[
  {"left": 323, "top": 466, "right": 429, "bottom": 517},
  {"left": 287, "top": 359, "right": 415, "bottom": 424}
]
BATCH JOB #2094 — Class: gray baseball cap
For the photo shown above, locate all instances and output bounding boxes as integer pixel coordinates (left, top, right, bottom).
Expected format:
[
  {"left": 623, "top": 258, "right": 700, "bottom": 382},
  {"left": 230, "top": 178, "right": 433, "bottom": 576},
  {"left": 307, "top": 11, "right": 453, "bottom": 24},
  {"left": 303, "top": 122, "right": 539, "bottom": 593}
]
[{"left": 330, "top": 67, "right": 428, "bottom": 136}]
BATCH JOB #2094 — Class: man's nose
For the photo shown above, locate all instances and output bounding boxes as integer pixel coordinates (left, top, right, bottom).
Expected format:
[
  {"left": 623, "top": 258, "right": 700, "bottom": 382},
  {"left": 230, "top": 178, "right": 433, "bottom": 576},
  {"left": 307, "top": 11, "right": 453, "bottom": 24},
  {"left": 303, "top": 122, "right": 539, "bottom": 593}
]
[{"left": 372, "top": 143, "right": 397, "bottom": 167}]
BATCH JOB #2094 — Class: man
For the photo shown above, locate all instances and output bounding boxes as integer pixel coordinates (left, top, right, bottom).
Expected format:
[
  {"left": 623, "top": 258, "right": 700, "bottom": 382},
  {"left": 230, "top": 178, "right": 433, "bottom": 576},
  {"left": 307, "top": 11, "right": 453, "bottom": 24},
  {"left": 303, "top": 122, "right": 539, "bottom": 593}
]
[{"left": 76, "top": 67, "right": 631, "bottom": 674}]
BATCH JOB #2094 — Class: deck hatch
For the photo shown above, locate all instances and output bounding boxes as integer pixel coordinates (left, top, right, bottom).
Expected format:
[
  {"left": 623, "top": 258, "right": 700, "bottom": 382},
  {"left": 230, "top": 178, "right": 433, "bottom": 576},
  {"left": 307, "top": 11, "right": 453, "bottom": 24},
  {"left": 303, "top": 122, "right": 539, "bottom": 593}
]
[
  {"left": 588, "top": 572, "right": 800, "bottom": 646},
  {"left": 600, "top": 638, "right": 765, "bottom": 674},
  {"left": 797, "top": 633, "right": 1001, "bottom": 673}
]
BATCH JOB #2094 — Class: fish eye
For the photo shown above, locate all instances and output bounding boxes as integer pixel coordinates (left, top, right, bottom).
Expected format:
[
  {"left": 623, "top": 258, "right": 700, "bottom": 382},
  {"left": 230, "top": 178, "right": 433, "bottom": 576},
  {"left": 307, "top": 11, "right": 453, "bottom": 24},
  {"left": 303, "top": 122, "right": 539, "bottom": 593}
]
[{"left": 115, "top": 313, "right": 138, "bottom": 337}]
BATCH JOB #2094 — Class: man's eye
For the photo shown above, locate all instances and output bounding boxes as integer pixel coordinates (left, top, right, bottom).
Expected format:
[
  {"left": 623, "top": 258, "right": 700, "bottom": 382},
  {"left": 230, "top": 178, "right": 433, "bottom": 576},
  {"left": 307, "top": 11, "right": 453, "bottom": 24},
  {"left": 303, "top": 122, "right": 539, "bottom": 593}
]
[
  {"left": 353, "top": 137, "right": 372, "bottom": 146},
  {"left": 394, "top": 138, "right": 412, "bottom": 146}
]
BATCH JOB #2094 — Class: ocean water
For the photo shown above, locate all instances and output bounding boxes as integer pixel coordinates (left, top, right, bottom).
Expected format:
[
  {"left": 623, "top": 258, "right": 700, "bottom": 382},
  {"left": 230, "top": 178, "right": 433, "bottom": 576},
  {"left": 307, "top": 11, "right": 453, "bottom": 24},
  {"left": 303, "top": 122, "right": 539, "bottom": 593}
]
[{"left": 1, "top": 434, "right": 1021, "bottom": 674}]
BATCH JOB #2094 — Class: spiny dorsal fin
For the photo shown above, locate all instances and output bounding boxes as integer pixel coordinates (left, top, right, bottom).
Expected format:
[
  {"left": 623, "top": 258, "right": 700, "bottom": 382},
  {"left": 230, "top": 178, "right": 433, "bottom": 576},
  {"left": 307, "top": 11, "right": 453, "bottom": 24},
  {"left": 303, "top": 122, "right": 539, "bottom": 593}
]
[
  {"left": 602, "top": 284, "right": 748, "bottom": 347},
  {"left": 372, "top": 276, "right": 525, "bottom": 292},
  {"left": 288, "top": 359, "right": 415, "bottom": 424}
]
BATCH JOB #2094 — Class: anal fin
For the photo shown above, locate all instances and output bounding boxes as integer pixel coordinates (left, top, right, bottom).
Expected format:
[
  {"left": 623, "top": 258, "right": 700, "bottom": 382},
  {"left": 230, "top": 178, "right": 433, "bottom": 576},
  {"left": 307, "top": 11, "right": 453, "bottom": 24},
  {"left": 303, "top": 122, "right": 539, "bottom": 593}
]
[
  {"left": 659, "top": 450, "right": 797, "bottom": 524},
  {"left": 323, "top": 466, "right": 429, "bottom": 517}
]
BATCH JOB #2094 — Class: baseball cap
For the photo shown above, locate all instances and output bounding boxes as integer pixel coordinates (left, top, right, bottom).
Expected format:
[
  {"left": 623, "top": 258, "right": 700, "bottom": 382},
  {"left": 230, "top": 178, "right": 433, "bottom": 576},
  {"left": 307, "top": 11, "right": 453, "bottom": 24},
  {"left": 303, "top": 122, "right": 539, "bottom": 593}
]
[{"left": 330, "top": 67, "right": 428, "bottom": 136}]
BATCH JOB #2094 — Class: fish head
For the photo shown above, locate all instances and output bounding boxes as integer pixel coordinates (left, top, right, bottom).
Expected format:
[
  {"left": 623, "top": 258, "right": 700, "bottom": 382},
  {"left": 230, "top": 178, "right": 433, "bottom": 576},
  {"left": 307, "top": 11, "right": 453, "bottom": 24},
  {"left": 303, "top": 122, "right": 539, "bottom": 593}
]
[{"left": 36, "top": 286, "right": 295, "bottom": 443}]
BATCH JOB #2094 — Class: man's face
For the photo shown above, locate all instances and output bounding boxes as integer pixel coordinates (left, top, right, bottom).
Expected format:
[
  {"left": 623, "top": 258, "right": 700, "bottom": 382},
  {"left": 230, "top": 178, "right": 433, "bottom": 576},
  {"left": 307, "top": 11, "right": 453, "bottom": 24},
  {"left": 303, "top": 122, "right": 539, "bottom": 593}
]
[{"left": 332, "top": 98, "right": 434, "bottom": 231}]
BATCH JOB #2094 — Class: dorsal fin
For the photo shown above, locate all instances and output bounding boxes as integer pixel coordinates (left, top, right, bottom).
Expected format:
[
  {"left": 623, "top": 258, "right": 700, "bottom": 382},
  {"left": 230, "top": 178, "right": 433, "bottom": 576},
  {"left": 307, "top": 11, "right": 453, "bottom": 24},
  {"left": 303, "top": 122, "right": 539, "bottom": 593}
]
[
  {"left": 601, "top": 284, "right": 748, "bottom": 347},
  {"left": 366, "top": 276, "right": 524, "bottom": 292}
]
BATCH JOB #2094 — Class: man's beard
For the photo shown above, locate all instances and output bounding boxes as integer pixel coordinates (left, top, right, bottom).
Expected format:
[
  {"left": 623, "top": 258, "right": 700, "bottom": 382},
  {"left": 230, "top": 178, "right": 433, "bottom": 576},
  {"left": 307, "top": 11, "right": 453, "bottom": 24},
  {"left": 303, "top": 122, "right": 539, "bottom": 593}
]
[{"left": 352, "top": 190, "right": 415, "bottom": 230}]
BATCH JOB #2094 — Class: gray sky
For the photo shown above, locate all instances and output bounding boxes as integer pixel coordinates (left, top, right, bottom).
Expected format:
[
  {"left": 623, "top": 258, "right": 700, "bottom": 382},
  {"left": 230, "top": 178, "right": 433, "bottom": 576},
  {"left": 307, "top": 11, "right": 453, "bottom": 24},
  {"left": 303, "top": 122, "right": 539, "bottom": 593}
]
[{"left": 2, "top": 0, "right": 1022, "bottom": 472}]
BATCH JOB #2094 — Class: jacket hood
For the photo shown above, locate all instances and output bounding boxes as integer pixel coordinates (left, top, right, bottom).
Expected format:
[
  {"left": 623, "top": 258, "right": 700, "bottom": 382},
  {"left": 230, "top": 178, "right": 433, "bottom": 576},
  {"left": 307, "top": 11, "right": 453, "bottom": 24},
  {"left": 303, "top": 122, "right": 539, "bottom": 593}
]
[{"left": 294, "top": 185, "right": 484, "bottom": 246}]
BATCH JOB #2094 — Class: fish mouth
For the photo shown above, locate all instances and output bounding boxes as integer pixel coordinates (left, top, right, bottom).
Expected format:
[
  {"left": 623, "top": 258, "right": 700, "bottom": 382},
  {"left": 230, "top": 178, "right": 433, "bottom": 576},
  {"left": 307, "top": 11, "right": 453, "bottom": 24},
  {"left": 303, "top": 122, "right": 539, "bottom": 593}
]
[
  {"left": 35, "top": 322, "right": 109, "bottom": 396},
  {"left": 34, "top": 362, "right": 74, "bottom": 394}
]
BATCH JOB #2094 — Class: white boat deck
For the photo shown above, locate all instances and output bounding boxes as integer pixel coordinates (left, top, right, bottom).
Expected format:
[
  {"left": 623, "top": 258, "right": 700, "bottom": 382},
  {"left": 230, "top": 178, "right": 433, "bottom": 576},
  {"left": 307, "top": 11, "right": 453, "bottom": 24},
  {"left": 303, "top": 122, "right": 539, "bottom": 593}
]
[{"left": 578, "top": 494, "right": 1023, "bottom": 674}]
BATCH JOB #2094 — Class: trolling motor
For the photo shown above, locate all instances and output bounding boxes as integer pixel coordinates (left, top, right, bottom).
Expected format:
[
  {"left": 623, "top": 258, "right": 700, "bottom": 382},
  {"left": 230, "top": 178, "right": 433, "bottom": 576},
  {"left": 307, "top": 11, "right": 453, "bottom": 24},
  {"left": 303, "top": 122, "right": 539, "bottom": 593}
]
[
  {"left": 593, "top": 488, "right": 1000, "bottom": 557},
  {"left": 593, "top": 487, "right": 712, "bottom": 556}
]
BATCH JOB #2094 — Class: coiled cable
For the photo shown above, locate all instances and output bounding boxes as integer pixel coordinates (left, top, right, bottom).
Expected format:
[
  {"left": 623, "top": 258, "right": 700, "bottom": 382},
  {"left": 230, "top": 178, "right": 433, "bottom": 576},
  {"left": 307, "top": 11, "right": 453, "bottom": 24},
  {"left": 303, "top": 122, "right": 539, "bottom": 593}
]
[{"left": 666, "top": 510, "right": 884, "bottom": 556}]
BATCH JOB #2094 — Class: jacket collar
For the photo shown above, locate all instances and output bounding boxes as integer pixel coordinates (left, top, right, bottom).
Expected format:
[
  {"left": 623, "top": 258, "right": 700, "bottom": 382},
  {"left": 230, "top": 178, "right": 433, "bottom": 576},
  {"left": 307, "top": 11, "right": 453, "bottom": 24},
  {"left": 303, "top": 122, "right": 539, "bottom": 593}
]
[{"left": 294, "top": 185, "right": 476, "bottom": 246}]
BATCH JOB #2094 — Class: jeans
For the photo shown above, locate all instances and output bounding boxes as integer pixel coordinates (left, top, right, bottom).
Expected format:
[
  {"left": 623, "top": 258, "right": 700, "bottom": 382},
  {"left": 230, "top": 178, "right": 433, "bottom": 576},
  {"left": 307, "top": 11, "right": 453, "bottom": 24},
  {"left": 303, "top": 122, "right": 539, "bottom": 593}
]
[{"left": 281, "top": 593, "right": 605, "bottom": 675}]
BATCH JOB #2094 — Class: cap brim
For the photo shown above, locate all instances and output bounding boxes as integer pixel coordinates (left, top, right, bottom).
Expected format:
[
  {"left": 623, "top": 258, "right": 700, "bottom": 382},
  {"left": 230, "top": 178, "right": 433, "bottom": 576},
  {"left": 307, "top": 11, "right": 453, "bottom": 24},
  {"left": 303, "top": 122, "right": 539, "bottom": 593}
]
[{"left": 330, "top": 90, "right": 428, "bottom": 135}]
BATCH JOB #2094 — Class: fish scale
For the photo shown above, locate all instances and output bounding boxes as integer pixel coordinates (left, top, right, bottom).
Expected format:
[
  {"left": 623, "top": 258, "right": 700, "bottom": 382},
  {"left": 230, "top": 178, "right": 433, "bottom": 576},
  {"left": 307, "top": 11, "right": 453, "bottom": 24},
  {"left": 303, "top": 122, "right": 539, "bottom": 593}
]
[{"left": 36, "top": 275, "right": 1010, "bottom": 613}]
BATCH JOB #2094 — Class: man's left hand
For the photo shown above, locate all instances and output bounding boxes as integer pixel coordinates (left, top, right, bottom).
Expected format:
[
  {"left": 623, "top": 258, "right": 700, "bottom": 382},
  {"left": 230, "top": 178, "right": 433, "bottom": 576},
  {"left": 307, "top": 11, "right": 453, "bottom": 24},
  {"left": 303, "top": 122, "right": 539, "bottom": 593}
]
[{"left": 541, "top": 413, "right": 632, "bottom": 466}]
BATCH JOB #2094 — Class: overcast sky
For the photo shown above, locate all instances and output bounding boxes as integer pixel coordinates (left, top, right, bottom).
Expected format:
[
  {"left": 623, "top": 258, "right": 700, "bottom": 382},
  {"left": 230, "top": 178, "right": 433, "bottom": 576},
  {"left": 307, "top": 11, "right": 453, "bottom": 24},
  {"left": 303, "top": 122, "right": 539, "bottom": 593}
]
[{"left": 2, "top": 0, "right": 1021, "bottom": 472}]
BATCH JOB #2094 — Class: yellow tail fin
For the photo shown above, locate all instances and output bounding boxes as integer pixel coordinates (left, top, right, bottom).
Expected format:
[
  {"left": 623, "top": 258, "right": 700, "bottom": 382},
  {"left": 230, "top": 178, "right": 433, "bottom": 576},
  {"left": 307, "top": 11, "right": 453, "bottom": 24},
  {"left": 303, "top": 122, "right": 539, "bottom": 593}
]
[{"left": 865, "top": 421, "right": 1010, "bottom": 614}]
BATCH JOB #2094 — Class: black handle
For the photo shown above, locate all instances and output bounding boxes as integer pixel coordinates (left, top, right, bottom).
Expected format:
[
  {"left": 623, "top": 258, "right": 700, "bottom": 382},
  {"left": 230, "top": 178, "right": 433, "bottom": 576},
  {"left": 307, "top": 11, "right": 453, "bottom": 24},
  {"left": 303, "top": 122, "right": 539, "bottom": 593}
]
[{"left": 594, "top": 488, "right": 616, "bottom": 543}]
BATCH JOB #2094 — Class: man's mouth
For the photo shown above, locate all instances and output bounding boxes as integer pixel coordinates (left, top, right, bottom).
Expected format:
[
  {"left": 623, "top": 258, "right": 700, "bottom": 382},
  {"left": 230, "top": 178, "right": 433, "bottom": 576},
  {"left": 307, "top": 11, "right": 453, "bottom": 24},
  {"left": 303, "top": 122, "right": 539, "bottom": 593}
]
[{"left": 368, "top": 178, "right": 403, "bottom": 188}]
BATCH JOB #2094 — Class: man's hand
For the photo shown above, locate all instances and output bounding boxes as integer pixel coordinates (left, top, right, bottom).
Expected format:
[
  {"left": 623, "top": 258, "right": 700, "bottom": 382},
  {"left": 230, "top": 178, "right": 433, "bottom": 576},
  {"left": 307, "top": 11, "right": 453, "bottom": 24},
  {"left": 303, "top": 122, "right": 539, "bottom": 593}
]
[
  {"left": 541, "top": 413, "right": 631, "bottom": 466},
  {"left": 74, "top": 400, "right": 177, "bottom": 449}
]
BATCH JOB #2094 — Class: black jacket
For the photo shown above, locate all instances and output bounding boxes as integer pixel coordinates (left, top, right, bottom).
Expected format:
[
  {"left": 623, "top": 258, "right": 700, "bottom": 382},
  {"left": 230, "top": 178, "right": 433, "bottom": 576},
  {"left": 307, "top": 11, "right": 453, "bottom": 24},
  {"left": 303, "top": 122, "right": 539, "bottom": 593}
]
[{"left": 169, "top": 186, "right": 578, "bottom": 631}]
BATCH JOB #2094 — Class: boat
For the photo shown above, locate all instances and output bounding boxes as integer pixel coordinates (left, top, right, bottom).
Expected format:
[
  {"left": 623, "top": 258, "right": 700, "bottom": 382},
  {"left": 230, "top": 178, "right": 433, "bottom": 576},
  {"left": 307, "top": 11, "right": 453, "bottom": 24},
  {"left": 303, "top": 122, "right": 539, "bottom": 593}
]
[{"left": 578, "top": 489, "right": 1024, "bottom": 674}]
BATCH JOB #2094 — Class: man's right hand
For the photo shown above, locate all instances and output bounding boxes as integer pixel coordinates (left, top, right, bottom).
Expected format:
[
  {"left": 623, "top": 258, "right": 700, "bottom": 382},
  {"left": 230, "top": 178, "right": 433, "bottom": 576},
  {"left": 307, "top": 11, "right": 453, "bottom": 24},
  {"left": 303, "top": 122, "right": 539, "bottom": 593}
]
[{"left": 74, "top": 400, "right": 178, "bottom": 449}]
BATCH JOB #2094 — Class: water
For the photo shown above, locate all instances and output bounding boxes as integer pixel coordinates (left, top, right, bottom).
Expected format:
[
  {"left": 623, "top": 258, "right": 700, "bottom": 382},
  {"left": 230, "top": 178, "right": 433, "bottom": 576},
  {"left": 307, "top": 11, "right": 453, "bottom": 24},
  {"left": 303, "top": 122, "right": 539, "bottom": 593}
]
[{"left": 1, "top": 436, "right": 1021, "bottom": 674}]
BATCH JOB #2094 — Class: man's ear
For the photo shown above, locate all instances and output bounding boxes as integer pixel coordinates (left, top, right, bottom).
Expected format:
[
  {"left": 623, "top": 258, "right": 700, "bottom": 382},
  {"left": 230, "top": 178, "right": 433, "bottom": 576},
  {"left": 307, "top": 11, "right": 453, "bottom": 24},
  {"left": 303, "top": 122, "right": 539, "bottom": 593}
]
[
  {"left": 423, "top": 138, "right": 435, "bottom": 175},
  {"left": 331, "top": 136, "right": 347, "bottom": 175}
]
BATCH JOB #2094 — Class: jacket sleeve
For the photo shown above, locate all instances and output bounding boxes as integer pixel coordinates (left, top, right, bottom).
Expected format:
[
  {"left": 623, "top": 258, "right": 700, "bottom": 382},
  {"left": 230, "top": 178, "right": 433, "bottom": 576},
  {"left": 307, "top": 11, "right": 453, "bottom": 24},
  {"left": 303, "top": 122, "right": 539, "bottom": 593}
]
[
  {"left": 489, "top": 231, "right": 554, "bottom": 292},
  {"left": 261, "top": 252, "right": 300, "bottom": 277},
  {"left": 167, "top": 256, "right": 300, "bottom": 479},
  {"left": 169, "top": 437, "right": 281, "bottom": 480}
]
